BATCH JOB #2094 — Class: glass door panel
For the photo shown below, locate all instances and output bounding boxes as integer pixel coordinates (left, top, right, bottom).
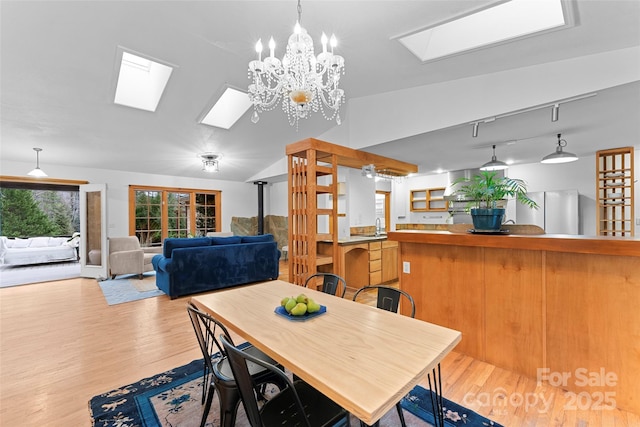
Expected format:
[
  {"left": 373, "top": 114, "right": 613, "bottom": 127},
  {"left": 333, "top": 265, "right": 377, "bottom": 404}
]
[{"left": 80, "top": 184, "right": 107, "bottom": 279}]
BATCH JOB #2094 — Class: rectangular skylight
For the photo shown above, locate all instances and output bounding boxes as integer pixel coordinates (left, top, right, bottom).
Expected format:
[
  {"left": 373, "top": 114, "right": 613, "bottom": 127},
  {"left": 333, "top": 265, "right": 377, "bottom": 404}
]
[
  {"left": 199, "top": 86, "right": 252, "bottom": 129},
  {"left": 398, "top": 0, "right": 568, "bottom": 62},
  {"left": 114, "top": 51, "right": 173, "bottom": 112}
]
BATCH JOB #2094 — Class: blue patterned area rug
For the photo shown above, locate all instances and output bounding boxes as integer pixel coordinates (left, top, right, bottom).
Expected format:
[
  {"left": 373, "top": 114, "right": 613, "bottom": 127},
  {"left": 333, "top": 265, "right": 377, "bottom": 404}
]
[
  {"left": 98, "top": 272, "right": 164, "bottom": 305},
  {"left": 89, "top": 353, "right": 502, "bottom": 427}
]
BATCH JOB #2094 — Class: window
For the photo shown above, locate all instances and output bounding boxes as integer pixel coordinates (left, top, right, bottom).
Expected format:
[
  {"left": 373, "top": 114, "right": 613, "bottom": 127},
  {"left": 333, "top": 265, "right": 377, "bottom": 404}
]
[{"left": 129, "top": 186, "right": 221, "bottom": 246}]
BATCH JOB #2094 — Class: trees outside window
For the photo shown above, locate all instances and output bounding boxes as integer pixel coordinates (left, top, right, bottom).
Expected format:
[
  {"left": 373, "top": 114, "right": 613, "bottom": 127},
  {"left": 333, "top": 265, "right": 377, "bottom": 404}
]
[
  {"left": 0, "top": 188, "right": 79, "bottom": 237},
  {"left": 130, "top": 186, "right": 221, "bottom": 246}
]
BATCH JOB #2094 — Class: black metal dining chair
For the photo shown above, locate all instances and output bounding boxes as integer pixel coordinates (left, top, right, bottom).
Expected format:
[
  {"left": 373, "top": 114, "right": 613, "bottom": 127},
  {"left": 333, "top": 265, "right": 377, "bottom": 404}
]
[
  {"left": 352, "top": 285, "right": 415, "bottom": 318},
  {"left": 220, "top": 333, "right": 351, "bottom": 427},
  {"left": 187, "top": 302, "right": 288, "bottom": 427},
  {"left": 304, "top": 272, "right": 347, "bottom": 298},
  {"left": 352, "top": 285, "right": 416, "bottom": 427}
]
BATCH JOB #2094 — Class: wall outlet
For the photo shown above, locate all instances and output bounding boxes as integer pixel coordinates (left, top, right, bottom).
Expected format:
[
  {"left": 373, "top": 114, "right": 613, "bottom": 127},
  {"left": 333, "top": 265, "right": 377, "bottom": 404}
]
[
  {"left": 403, "top": 261, "right": 410, "bottom": 274},
  {"left": 636, "top": 218, "right": 640, "bottom": 226}
]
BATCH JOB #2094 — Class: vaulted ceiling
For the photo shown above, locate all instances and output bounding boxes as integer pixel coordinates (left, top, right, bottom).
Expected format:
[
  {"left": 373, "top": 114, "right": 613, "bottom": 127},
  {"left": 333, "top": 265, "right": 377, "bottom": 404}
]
[{"left": 1, "top": 1, "right": 639, "bottom": 182}]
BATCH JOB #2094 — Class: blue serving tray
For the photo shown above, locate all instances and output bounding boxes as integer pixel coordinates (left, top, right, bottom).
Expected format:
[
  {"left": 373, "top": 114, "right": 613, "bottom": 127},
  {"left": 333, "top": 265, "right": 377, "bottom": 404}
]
[{"left": 274, "top": 305, "right": 327, "bottom": 321}]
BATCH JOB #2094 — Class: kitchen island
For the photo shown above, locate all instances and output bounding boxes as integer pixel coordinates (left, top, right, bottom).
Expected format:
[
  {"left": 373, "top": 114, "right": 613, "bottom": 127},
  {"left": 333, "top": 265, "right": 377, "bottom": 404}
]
[{"left": 388, "top": 230, "right": 640, "bottom": 414}]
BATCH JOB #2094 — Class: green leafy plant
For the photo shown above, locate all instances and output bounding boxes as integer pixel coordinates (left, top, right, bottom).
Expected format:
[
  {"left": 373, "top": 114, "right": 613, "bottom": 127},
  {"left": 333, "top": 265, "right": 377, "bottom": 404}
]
[{"left": 454, "top": 170, "right": 539, "bottom": 210}]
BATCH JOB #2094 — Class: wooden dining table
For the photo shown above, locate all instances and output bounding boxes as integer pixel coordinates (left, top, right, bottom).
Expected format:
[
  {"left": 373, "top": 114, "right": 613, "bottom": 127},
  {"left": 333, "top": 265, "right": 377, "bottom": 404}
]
[{"left": 191, "top": 280, "right": 462, "bottom": 426}]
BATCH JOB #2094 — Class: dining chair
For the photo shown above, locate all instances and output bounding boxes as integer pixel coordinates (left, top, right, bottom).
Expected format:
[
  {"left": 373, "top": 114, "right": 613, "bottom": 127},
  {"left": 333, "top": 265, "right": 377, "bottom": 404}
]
[
  {"left": 304, "top": 272, "right": 347, "bottom": 298},
  {"left": 352, "top": 285, "right": 416, "bottom": 318},
  {"left": 220, "top": 333, "right": 351, "bottom": 427},
  {"left": 352, "top": 285, "right": 416, "bottom": 427},
  {"left": 187, "top": 302, "right": 288, "bottom": 427}
]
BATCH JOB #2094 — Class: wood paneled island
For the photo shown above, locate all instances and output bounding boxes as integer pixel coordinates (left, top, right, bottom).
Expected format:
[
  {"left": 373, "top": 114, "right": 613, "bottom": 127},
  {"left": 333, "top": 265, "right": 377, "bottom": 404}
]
[{"left": 389, "top": 230, "right": 640, "bottom": 415}]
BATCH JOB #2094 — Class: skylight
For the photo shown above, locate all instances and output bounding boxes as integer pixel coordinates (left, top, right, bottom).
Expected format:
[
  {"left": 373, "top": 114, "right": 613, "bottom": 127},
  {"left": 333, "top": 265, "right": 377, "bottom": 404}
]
[
  {"left": 398, "top": 0, "right": 569, "bottom": 62},
  {"left": 114, "top": 51, "right": 173, "bottom": 112},
  {"left": 199, "top": 87, "right": 252, "bottom": 130}
]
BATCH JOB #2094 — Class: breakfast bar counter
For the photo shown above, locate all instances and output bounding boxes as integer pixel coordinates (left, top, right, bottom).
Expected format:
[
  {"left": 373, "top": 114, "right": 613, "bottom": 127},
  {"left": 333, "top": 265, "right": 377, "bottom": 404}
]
[{"left": 388, "top": 230, "right": 640, "bottom": 414}]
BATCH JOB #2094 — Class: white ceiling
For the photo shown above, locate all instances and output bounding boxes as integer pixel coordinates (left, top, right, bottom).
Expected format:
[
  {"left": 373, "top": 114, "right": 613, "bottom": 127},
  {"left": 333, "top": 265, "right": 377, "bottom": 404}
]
[{"left": 1, "top": 1, "right": 639, "bottom": 182}]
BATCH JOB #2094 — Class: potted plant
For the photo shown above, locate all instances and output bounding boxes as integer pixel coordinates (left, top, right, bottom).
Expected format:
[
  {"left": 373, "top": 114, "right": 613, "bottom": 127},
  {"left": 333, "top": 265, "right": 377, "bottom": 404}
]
[{"left": 454, "top": 170, "right": 538, "bottom": 232}]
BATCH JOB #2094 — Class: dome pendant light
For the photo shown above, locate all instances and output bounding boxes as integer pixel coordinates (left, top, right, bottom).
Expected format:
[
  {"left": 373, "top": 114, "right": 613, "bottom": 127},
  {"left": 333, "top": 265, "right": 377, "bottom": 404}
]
[
  {"left": 27, "top": 147, "right": 48, "bottom": 177},
  {"left": 480, "top": 145, "right": 508, "bottom": 171},
  {"left": 541, "top": 134, "right": 578, "bottom": 164}
]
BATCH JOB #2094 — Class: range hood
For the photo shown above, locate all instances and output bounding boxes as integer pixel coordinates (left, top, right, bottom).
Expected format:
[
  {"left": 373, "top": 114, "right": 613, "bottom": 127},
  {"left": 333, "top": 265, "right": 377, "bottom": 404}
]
[
  {"left": 444, "top": 169, "right": 480, "bottom": 202},
  {"left": 443, "top": 168, "right": 505, "bottom": 201},
  {"left": 444, "top": 169, "right": 505, "bottom": 222}
]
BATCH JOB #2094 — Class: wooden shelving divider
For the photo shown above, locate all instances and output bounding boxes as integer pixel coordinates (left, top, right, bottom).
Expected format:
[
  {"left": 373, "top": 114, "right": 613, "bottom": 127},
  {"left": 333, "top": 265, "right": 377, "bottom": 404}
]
[
  {"left": 286, "top": 138, "right": 417, "bottom": 286},
  {"left": 596, "top": 147, "right": 635, "bottom": 236}
]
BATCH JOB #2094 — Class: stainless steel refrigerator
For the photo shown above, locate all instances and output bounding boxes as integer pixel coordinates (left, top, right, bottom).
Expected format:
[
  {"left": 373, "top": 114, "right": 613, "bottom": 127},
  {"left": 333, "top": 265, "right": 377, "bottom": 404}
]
[{"left": 516, "top": 189, "right": 579, "bottom": 234}]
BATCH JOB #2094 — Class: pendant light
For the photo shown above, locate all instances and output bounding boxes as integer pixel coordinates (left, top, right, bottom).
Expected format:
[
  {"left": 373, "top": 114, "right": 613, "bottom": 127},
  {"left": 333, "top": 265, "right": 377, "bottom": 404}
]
[
  {"left": 480, "top": 145, "right": 508, "bottom": 171},
  {"left": 27, "top": 147, "right": 48, "bottom": 177},
  {"left": 541, "top": 134, "right": 578, "bottom": 164}
]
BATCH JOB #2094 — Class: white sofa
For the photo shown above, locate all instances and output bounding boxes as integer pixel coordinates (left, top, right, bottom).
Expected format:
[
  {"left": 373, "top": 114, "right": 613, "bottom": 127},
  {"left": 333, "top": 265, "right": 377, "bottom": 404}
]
[{"left": 0, "top": 236, "right": 78, "bottom": 266}]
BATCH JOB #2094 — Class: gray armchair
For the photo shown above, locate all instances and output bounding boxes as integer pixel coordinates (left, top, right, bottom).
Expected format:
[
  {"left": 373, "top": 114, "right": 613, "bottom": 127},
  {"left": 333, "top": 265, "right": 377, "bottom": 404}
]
[{"left": 108, "top": 236, "right": 161, "bottom": 280}]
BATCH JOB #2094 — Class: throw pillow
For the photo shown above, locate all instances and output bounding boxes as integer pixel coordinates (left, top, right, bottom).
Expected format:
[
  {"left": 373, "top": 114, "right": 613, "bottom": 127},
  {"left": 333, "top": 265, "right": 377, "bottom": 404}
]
[
  {"left": 210, "top": 236, "right": 242, "bottom": 245},
  {"left": 49, "top": 237, "right": 68, "bottom": 246},
  {"left": 162, "top": 237, "right": 211, "bottom": 258},
  {"left": 13, "top": 238, "right": 31, "bottom": 248},
  {"left": 29, "top": 237, "right": 51, "bottom": 248},
  {"left": 241, "top": 234, "right": 273, "bottom": 243}
]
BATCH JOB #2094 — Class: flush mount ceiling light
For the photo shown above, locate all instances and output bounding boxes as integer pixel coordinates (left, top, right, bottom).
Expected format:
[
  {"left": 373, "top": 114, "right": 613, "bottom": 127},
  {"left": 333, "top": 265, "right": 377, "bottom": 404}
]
[
  {"left": 27, "top": 147, "right": 47, "bottom": 177},
  {"left": 199, "top": 153, "right": 221, "bottom": 173},
  {"left": 541, "top": 133, "right": 578, "bottom": 164},
  {"left": 480, "top": 145, "right": 509, "bottom": 171},
  {"left": 247, "top": 0, "right": 345, "bottom": 129}
]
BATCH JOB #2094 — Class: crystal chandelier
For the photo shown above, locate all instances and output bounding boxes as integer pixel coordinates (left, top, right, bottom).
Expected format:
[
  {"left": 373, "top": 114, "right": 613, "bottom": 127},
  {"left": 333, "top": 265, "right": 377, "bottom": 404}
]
[{"left": 248, "top": 0, "right": 345, "bottom": 128}]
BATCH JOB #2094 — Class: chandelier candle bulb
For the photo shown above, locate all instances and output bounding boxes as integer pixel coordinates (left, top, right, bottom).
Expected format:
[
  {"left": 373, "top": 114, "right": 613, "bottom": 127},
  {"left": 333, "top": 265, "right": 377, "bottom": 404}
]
[
  {"left": 321, "top": 32, "right": 328, "bottom": 53},
  {"left": 255, "top": 39, "right": 263, "bottom": 61},
  {"left": 269, "top": 37, "right": 275, "bottom": 58}
]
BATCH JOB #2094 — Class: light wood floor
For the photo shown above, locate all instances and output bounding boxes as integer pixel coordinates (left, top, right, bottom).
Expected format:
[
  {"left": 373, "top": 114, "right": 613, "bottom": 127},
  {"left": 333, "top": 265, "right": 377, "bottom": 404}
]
[{"left": 1, "top": 265, "right": 638, "bottom": 426}]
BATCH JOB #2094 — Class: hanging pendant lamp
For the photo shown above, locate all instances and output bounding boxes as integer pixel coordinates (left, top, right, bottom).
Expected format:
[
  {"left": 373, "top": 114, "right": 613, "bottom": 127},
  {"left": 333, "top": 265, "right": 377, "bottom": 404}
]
[
  {"left": 27, "top": 147, "right": 48, "bottom": 177},
  {"left": 541, "top": 134, "right": 578, "bottom": 164},
  {"left": 480, "top": 145, "right": 508, "bottom": 171}
]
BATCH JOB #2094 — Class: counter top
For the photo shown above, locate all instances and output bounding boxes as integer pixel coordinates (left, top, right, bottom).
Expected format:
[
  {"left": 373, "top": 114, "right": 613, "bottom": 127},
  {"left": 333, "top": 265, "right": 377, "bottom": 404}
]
[
  {"left": 388, "top": 230, "right": 640, "bottom": 257},
  {"left": 319, "top": 235, "right": 388, "bottom": 245}
]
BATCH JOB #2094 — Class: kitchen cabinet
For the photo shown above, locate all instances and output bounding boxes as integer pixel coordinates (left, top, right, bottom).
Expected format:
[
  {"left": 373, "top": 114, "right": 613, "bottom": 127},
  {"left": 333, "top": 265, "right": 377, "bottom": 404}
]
[
  {"left": 369, "top": 240, "right": 399, "bottom": 285},
  {"left": 381, "top": 240, "right": 399, "bottom": 283},
  {"left": 410, "top": 188, "right": 448, "bottom": 212},
  {"left": 596, "top": 147, "right": 634, "bottom": 236}
]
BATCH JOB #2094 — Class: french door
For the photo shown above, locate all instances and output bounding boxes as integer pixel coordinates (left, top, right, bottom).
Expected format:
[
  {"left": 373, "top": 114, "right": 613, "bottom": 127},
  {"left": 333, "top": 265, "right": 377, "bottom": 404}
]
[{"left": 79, "top": 184, "right": 108, "bottom": 279}]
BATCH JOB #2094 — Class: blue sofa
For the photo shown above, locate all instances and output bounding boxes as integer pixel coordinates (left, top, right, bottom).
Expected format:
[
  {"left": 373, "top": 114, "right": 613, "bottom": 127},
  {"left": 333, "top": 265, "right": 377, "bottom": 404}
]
[{"left": 151, "top": 234, "right": 280, "bottom": 299}]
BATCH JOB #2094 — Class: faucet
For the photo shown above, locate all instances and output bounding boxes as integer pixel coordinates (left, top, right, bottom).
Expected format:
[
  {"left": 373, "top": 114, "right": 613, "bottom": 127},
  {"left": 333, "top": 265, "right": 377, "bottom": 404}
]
[{"left": 375, "top": 218, "right": 382, "bottom": 236}]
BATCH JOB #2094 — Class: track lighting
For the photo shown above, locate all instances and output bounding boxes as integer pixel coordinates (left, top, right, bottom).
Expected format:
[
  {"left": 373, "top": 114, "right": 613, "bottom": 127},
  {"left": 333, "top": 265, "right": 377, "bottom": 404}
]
[
  {"left": 472, "top": 122, "right": 479, "bottom": 138},
  {"left": 551, "top": 104, "right": 559, "bottom": 122},
  {"left": 541, "top": 134, "right": 578, "bottom": 164}
]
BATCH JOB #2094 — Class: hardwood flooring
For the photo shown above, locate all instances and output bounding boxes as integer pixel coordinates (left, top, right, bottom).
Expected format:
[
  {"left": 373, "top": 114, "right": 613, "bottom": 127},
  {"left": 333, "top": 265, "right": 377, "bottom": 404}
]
[{"left": 0, "top": 263, "right": 638, "bottom": 426}]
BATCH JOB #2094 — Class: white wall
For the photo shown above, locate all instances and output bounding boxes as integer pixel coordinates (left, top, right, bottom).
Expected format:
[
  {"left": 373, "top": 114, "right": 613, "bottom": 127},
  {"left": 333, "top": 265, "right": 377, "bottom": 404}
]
[
  {"left": 1, "top": 160, "right": 260, "bottom": 238},
  {"left": 265, "top": 149, "right": 640, "bottom": 237}
]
